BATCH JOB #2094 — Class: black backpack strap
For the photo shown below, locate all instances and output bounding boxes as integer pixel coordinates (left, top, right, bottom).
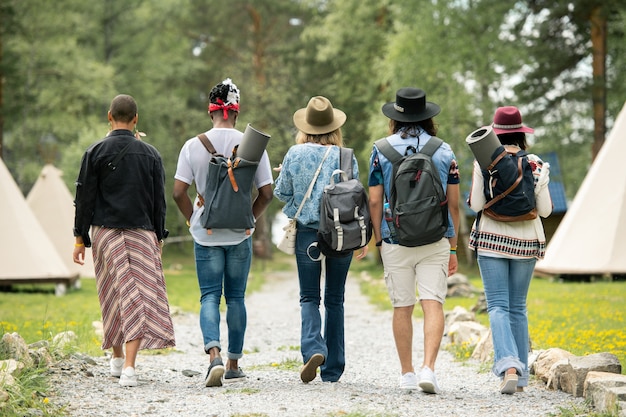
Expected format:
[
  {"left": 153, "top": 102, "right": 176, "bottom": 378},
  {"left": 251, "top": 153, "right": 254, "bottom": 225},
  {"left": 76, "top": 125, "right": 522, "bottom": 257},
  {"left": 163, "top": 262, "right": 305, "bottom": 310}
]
[
  {"left": 419, "top": 136, "right": 443, "bottom": 157},
  {"left": 104, "top": 140, "right": 134, "bottom": 177},
  {"left": 374, "top": 138, "right": 403, "bottom": 164},
  {"left": 339, "top": 147, "right": 354, "bottom": 180}
]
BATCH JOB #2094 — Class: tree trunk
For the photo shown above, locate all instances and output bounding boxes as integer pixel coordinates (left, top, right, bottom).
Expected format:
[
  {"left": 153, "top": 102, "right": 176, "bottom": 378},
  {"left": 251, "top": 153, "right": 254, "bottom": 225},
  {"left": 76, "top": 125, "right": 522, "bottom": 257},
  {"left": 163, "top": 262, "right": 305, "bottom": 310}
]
[
  {"left": 246, "top": 4, "right": 273, "bottom": 259},
  {"left": 0, "top": 26, "right": 4, "bottom": 160},
  {"left": 590, "top": 5, "right": 607, "bottom": 161}
]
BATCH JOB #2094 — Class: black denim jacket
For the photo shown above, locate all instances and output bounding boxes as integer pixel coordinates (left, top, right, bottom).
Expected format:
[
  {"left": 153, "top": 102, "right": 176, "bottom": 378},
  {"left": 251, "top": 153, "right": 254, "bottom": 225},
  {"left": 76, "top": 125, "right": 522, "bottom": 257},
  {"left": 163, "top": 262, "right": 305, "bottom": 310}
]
[{"left": 73, "top": 130, "right": 168, "bottom": 247}]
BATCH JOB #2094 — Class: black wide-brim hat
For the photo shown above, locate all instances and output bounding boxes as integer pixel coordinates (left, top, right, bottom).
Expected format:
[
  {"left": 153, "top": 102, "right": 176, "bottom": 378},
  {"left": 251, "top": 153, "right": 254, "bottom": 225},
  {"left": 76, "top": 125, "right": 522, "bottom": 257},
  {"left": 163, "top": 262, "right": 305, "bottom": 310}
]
[{"left": 382, "top": 87, "right": 441, "bottom": 122}]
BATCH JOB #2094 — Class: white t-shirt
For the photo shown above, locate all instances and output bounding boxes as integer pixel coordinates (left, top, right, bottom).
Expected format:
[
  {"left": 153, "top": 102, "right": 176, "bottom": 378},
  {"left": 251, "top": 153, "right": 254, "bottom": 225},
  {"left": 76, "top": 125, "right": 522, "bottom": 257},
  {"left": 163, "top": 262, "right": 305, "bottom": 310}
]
[{"left": 174, "top": 128, "right": 274, "bottom": 246}]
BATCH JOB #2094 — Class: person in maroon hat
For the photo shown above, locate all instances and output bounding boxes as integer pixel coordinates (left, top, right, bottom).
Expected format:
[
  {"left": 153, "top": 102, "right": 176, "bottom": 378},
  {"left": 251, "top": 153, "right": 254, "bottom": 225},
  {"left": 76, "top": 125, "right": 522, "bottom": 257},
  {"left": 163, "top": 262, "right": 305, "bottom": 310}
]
[{"left": 468, "top": 106, "right": 553, "bottom": 394}]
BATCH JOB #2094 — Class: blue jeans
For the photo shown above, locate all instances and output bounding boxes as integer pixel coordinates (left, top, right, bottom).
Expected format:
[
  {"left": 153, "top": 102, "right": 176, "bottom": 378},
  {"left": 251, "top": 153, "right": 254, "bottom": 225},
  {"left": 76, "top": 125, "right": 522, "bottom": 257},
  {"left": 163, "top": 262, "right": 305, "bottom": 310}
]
[
  {"left": 477, "top": 255, "right": 536, "bottom": 386},
  {"left": 194, "top": 239, "right": 252, "bottom": 360},
  {"left": 295, "top": 225, "right": 352, "bottom": 382}
]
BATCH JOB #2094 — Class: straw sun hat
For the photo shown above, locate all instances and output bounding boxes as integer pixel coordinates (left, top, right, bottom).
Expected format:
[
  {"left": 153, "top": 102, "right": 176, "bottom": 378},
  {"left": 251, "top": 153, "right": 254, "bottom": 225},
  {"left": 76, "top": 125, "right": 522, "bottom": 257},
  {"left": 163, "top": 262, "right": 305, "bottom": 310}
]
[{"left": 293, "top": 96, "right": 346, "bottom": 135}]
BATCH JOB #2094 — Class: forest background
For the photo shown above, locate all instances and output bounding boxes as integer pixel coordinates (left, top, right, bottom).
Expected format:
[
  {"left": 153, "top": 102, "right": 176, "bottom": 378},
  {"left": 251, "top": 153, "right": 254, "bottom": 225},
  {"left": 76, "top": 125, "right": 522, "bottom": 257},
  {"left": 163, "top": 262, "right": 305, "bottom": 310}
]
[{"left": 1, "top": 0, "right": 625, "bottom": 255}]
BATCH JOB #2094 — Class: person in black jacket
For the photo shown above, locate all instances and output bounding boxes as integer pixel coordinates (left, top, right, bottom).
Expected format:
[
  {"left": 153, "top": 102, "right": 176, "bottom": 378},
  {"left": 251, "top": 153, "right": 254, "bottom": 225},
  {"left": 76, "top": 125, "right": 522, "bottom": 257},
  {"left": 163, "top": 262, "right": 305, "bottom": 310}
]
[{"left": 72, "top": 94, "right": 175, "bottom": 387}]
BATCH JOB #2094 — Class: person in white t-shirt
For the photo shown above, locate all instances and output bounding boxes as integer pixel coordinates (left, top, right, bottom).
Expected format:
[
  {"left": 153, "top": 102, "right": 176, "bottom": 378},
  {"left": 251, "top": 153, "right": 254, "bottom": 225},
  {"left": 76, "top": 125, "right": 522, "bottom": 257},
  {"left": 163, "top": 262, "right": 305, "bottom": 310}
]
[{"left": 173, "top": 78, "right": 273, "bottom": 387}]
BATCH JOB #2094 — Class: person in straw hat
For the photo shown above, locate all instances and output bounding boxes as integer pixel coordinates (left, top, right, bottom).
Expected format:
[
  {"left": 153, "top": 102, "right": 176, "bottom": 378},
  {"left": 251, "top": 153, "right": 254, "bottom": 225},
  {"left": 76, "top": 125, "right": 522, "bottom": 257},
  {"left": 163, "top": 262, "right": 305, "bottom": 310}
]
[
  {"left": 468, "top": 106, "right": 552, "bottom": 394},
  {"left": 172, "top": 78, "right": 274, "bottom": 387},
  {"left": 274, "top": 96, "right": 368, "bottom": 384},
  {"left": 367, "top": 87, "right": 460, "bottom": 393}
]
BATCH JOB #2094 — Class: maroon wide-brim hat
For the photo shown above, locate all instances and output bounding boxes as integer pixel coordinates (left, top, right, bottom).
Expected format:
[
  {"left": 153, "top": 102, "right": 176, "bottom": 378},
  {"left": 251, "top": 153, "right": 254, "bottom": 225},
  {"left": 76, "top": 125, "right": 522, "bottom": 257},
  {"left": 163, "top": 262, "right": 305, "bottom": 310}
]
[{"left": 492, "top": 106, "right": 534, "bottom": 134}]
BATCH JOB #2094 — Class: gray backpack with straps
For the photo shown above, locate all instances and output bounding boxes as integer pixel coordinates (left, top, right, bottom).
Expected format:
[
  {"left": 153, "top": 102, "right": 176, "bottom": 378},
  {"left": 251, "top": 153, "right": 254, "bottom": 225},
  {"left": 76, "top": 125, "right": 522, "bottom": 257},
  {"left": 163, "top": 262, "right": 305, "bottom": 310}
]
[
  {"left": 374, "top": 137, "right": 448, "bottom": 247},
  {"left": 316, "top": 147, "right": 372, "bottom": 257},
  {"left": 196, "top": 133, "right": 259, "bottom": 233}
]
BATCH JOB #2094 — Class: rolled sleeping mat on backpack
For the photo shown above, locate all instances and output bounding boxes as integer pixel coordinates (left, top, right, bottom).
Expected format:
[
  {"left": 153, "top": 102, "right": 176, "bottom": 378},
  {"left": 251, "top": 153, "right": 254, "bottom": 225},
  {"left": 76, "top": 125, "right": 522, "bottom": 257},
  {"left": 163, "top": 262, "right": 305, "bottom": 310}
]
[
  {"left": 466, "top": 125, "right": 502, "bottom": 170},
  {"left": 237, "top": 123, "right": 271, "bottom": 162}
]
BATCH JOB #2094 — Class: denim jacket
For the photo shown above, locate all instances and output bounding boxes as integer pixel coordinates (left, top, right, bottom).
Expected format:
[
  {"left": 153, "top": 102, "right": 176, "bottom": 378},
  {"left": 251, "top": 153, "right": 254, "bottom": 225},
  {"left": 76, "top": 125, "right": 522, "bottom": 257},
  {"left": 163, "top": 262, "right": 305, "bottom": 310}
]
[{"left": 274, "top": 143, "right": 359, "bottom": 229}]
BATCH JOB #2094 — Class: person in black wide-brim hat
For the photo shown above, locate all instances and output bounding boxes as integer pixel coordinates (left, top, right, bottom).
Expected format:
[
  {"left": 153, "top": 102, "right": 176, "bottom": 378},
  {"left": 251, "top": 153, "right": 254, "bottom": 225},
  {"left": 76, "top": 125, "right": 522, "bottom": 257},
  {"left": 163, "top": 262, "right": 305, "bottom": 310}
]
[
  {"left": 368, "top": 87, "right": 461, "bottom": 394},
  {"left": 381, "top": 87, "right": 441, "bottom": 123}
]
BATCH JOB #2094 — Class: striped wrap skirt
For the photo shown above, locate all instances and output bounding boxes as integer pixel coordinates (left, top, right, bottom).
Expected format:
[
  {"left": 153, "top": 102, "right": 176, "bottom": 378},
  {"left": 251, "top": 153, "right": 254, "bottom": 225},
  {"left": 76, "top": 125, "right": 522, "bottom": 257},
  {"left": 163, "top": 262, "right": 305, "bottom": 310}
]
[{"left": 92, "top": 226, "right": 176, "bottom": 350}]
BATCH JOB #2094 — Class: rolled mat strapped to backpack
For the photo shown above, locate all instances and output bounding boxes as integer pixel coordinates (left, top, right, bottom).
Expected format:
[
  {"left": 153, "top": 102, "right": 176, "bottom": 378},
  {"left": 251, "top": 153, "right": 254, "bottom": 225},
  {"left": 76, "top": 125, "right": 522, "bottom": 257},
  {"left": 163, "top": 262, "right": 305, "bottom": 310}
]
[
  {"left": 196, "top": 133, "right": 259, "bottom": 234},
  {"left": 466, "top": 126, "right": 537, "bottom": 222}
]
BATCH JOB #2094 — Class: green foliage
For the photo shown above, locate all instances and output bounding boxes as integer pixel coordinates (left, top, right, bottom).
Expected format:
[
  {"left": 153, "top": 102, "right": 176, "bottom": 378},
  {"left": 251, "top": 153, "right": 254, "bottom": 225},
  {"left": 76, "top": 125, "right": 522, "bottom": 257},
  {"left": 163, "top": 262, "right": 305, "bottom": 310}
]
[
  {"left": 3, "top": 0, "right": 626, "bottom": 225},
  {"left": 445, "top": 340, "right": 476, "bottom": 361},
  {"left": 549, "top": 400, "right": 620, "bottom": 417},
  {"left": 0, "top": 282, "right": 102, "bottom": 356},
  {"left": 358, "top": 259, "right": 626, "bottom": 372},
  {"left": 0, "top": 364, "right": 66, "bottom": 417}
]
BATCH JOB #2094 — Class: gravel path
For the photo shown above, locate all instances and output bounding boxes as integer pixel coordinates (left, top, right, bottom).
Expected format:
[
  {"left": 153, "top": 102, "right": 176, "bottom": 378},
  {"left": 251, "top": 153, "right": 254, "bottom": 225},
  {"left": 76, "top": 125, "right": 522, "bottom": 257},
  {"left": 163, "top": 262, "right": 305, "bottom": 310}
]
[{"left": 49, "top": 266, "right": 585, "bottom": 417}]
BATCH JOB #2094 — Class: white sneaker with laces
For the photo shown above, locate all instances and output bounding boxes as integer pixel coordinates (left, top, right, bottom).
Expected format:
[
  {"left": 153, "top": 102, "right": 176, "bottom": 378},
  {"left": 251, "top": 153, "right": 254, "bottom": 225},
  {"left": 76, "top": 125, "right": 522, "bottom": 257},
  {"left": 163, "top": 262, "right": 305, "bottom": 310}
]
[
  {"left": 110, "top": 357, "right": 124, "bottom": 377},
  {"left": 119, "top": 367, "right": 138, "bottom": 387},
  {"left": 400, "top": 372, "right": 418, "bottom": 390},
  {"left": 419, "top": 366, "right": 440, "bottom": 394}
]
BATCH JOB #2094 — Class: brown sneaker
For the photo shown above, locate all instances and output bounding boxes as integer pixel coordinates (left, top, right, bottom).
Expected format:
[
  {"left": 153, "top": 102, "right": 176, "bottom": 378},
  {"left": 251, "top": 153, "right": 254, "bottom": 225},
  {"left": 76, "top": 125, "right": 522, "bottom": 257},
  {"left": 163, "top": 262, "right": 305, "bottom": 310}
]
[
  {"left": 500, "top": 373, "right": 518, "bottom": 394},
  {"left": 300, "top": 353, "right": 325, "bottom": 383}
]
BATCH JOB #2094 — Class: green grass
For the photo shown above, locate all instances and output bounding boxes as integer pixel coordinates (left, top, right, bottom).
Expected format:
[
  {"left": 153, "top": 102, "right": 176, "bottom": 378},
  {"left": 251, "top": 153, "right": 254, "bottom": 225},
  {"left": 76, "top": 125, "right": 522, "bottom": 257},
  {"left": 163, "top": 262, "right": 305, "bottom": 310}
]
[
  {"left": 0, "top": 364, "right": 65, "bottom": 417},
  {"left": 2, "top": 248, "right": 625, "bottom": 369},
  {"left": 0, "top": 282, "right": 103, "bottom": 356},
  {"left": 0, "top": 242, "right": 291, "bottom": 357},
  {"left": 354, "top": 256, "right": 626, "bottom": 374},
  {"left": 1, "top": 247, "right": 624, "bottom": 417},
  {"left": 548, "top": 400, "right": 621, "bottom": 417}
]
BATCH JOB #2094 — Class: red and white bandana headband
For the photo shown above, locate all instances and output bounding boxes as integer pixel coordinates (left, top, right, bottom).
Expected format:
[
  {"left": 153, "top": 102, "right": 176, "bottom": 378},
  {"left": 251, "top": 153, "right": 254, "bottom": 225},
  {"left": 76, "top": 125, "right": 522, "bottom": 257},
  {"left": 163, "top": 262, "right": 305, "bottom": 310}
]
[{"left": 209, "top": 98, "right": 240, "bottom": 120}]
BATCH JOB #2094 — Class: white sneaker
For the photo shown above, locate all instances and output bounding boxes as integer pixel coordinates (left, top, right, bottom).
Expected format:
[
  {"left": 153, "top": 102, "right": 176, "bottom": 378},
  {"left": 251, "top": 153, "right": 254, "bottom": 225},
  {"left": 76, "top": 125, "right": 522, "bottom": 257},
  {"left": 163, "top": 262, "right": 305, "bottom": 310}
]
[
  {"left": 119, "top": 367, "right": 138, "bottom": 387},
  {"left": 419, "top": 366, "right": 440, "bottom": 394},
  {"left": 400, "top": 372, "right": 418, "bottom": 390},
  {"left": 110, "top": 357, "right": 124, "bottom": 377}
]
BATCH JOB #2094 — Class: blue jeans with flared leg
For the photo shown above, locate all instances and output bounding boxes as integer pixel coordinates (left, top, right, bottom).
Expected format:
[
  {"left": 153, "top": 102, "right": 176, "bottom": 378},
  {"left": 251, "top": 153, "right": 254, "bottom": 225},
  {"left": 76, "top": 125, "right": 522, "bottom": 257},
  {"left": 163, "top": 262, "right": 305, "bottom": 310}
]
[
  {"left": 194, "top": 239, "right": 252, "bottom": 360},
  {"left": 295, "top": 225, "right": 352, "bottom": 382},
  {"left": 477, "top": 255, "right": 536, "bottom": 386}
]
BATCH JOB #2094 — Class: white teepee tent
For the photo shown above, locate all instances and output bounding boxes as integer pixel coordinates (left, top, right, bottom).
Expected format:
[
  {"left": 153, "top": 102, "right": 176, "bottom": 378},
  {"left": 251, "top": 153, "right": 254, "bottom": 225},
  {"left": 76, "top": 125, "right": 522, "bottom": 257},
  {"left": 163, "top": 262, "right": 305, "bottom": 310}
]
[
  {"left": 27, "top": 164, "right": 96, "bottom": 278},
  {"left": 535, "top": 102, "right": 626, "bottom": 275},
  {"left": 0, "top": 158, "right": 78, "bottom": 293}
]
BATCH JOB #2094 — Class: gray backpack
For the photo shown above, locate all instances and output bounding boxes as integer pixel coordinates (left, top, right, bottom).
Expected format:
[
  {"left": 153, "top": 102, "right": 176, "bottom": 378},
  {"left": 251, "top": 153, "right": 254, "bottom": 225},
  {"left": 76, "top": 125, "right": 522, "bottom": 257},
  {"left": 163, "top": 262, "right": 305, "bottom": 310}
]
[
  {"left": 374, "top": 137, "right": 448, "bottom": 247},
  {"left": 316, "top": 148, "right": 372, "bottom": 257},
  {"left": 197, "top": 134, "right": 259, "bottom": 233}
]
